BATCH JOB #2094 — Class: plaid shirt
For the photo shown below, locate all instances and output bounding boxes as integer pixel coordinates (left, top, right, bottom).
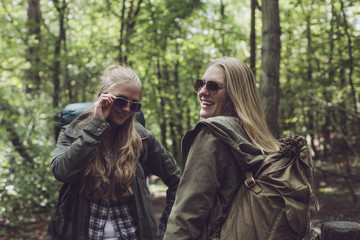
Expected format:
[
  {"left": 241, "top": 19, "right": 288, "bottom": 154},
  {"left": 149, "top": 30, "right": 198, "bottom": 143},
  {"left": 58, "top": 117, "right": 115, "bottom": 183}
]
[{"left": 88, "top": 197, "right": 140, "bottom": 240}]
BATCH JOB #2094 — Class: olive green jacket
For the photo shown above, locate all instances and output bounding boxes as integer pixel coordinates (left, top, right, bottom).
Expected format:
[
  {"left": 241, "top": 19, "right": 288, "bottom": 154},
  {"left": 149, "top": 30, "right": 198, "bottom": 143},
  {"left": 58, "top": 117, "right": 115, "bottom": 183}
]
[
  {"left": 45, "top": 116, "right": 181, "bottom": 240},
  {"left": 163, "top": 116, "right": 264, "bottom": 240}
]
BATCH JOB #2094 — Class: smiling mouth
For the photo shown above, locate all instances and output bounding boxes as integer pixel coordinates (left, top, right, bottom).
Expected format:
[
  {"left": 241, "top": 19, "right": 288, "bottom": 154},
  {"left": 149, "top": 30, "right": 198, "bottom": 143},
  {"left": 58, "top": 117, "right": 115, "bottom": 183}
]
[
  {"left": 201, "top": 100, "right": 214, "bottom": 107},
  {"left": 115, "top": 110, "right": 129, "bottom": 117}
]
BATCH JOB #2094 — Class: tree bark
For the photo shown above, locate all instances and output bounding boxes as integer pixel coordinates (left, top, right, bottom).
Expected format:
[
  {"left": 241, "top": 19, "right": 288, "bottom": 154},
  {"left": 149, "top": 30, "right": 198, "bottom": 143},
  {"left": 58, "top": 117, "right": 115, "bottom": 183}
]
[
  {"left": 118, "top": 0, "right": 143, "bottom": 64},
  {"left": 339, "top": 0, "right": 357, "bottom": 116},
  {"left": 170, "top": 56, "right": 183, "bottom": 164},
  {"left": 0, "top": 98, "right": 34, "bottom": 165},
  {"left": 25, "top": 0, "right": 42, "bottom": 93},
  {"left": 52, "top": 0, "right": 68, "bottom": 139},
  {"left": 250, "top": 0, "right": 258, "bottom": 75},
  {"left": 219, "top": 0, "right": 226, "bottom": 56},
  {"left": 154, "top": 59, "right": 168, "bottom": 149},
  {"left": 321, "top": 221, "right": 360, "bottom": 240},
  {"left": 259, "top": 0, "right": 280, "bottom": 138},
  {"left": 52, "top": 0, "right": 68, "bottom": 108}
]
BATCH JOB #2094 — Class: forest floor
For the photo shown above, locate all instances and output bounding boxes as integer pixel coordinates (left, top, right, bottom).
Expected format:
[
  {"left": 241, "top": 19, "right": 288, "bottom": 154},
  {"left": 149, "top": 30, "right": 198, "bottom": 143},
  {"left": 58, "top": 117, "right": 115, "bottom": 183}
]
[{"left": 1, "top": 168, "right": 360, "bottom": 240}]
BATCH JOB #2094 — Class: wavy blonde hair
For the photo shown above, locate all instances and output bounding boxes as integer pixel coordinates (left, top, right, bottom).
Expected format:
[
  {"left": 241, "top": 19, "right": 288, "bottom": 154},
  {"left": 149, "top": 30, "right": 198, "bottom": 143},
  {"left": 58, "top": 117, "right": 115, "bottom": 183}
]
[
  {"left": 79, "top": 65, "right": 143, "bottom": 202},
  {"left": 209, "top": 57, "right": 279, "bottom": 153}
]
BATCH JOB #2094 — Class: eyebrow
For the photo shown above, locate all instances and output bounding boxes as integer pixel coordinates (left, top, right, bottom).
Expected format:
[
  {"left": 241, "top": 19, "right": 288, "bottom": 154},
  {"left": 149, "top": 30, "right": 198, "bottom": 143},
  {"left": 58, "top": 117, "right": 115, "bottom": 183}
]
[{"left": 202, "top": 78, "right": 222, "bottom": 83}]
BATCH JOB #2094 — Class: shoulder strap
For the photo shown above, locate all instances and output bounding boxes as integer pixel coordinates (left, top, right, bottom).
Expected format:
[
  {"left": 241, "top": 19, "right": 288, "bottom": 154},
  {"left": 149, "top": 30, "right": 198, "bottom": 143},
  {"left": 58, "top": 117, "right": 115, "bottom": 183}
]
[{"left": 244, "top": 171, "right": 262, "bottom": 194}]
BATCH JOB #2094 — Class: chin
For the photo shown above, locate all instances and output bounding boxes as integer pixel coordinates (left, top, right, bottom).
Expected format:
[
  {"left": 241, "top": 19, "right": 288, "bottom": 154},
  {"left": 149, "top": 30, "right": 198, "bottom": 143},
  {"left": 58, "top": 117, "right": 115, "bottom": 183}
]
[
  {"left": 116, "top": 120, "right": 127, "bottom": 126},
  {"left": 109, "top": 116, "right": 130, "bottom": 127},
  {"left": 200, "top": 110, "right": 211, "bottom": 119}
]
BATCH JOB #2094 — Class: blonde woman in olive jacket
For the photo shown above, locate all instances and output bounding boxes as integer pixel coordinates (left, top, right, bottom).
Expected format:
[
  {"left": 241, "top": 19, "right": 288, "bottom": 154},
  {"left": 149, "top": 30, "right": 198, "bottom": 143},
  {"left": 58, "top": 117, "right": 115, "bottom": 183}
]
[
  {"left": 163, "top": 57, "right": 279, "bottom": 240},
  {"left": 46, "top": 65, "right": 180, "bottom": 240}
]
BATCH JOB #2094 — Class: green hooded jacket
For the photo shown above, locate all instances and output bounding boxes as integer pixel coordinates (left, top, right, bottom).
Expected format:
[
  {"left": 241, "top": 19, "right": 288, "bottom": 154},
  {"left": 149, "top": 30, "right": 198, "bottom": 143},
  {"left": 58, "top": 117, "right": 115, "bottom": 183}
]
[
  {"left": 45, "top": 115, "right": 181, "bottom": 240},
  {"left": 163, "top": 116, "right": 265, "bottom": 240}
]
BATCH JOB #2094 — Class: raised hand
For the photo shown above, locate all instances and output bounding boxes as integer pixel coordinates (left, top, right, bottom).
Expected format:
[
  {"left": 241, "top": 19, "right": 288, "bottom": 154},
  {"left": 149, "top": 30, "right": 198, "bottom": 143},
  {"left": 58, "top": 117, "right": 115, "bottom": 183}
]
[{"left": 94, "top": 93, "right": 116, "bottom": 120}]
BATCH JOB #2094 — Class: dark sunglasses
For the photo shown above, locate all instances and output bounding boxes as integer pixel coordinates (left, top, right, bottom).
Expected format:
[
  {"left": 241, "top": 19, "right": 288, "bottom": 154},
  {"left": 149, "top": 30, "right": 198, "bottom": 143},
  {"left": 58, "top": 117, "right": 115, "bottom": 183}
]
[
  {"left": 114, "top": 96, "right": 142, "bottom": 112},
  {"left": 194, "top": 78, "right": 223, "bottom": 92}
]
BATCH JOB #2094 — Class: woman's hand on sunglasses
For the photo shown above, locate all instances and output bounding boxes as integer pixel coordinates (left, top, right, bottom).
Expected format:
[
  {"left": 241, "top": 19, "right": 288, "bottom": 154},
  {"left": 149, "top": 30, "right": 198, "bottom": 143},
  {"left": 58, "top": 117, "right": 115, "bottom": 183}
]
[{"left": 94, "top": 93, "right": 115, "bottom": 120}]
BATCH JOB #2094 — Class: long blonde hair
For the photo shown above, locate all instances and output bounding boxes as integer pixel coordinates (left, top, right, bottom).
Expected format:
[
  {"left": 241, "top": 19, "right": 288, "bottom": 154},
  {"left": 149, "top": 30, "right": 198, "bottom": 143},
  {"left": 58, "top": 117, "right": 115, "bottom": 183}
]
[
  {"left": 209, "top": 57, "right": 279, "bottom": 153},
  {"left": 79, "top": 65, "right": 143, "bottom": 202}
]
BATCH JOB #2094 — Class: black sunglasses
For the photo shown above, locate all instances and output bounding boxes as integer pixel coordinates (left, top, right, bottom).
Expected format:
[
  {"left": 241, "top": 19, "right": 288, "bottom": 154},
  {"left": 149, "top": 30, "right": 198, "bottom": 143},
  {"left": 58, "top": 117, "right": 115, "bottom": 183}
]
[
  {"left": 194, "top": 78, "right": 223, "bottom": 92},
  {"left": 114, "top": 96, "right": 142, "bottom": 112}
]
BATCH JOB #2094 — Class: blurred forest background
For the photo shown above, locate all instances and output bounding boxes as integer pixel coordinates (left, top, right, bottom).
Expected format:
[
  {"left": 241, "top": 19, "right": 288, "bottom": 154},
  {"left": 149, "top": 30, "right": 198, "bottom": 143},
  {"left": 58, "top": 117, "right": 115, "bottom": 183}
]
[{"left": 0, "top": 0, "right": 359, "bottom": 238}]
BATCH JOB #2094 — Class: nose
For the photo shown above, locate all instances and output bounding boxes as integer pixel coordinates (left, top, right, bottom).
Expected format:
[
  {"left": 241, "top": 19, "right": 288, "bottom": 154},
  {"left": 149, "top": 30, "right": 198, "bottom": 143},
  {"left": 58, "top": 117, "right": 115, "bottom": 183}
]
[
  {"left": 122, "top": 102, "right": 131, "bottom": 112},
  {"left": 198, "top": 83, "right": 209, "bottom": 96}
]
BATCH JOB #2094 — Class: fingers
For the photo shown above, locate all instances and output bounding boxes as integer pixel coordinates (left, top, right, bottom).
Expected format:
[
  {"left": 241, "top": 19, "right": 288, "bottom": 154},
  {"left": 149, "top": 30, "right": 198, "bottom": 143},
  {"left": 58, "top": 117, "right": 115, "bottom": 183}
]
[
  {"left": 94, "top": 94, "right": 116, "bottom": 120},
  {"left": 100, "top": 94, "right": 115, "bottom": 108}
]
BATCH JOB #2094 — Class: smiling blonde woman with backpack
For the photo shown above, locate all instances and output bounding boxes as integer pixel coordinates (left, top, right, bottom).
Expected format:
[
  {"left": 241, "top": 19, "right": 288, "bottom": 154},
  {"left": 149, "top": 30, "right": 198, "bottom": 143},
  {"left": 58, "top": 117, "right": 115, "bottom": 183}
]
[
  {"left": 164, "top": 57, "right": 317, "bottom": 240},
  {"left": 163, "top": 57, "right": 279, "bottom": 240}
]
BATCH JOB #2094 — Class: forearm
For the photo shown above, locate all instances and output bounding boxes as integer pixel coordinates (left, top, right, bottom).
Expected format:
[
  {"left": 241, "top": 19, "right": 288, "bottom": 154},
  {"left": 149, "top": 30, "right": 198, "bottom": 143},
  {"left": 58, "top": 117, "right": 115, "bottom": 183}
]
[{"left": 51, "top": 116, "right": 109, "bottom": 182}]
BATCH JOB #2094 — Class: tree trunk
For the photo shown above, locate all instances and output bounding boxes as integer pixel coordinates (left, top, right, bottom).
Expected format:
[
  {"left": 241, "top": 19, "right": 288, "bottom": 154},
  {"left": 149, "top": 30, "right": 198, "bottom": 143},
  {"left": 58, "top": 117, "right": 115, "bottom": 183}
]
[
  {"left": 0, "top": 98, "right": 34, "bottom": 166},
  {"left": 155, "top": 59, "right": 168, "bottom": 149},
  {"left": 118, "top": 0, "right": 127, "bottom": 64},
  {"left": 169, "top": 121, "right": 178, "bottom": 163},
  {"left": 171, "top": 57, "right": 183, "bottom": 164},
  {"left": 321, "top": 221, "right": 360, "bottom": 240},
  {"left": 118, "top": 0, "right": 143, "bottom": 64},
  {"left": 250, "top": 0, "right": 258, "bottom": 75},
  {"left": 52, "top": 0, "right": 68, "bottom": 139},
  {"left": 25, "top": 0, "right": 42, "bottom": 93},
  {"left": 219, "top": 0, "right": 226, "bottom": 56},
  {"left": 339, "top": 0, "right": 357, "bottom": 116},
  {"left": 259, "top": 0, "right": 280, "bottom": 138}
]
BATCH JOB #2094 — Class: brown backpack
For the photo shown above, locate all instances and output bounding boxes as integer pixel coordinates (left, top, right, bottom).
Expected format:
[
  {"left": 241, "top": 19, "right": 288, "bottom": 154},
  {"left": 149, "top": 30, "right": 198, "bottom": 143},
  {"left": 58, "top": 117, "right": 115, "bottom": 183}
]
[{"left": 220, "top": 135, "right": 319, "bottom": 240}]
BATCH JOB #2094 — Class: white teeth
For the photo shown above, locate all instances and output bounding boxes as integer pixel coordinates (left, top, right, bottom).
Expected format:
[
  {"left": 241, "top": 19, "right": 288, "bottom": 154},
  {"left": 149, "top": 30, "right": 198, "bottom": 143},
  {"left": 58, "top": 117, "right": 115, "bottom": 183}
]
[{"left": 202, "top": 100, "right": 214, "bottom": 106}]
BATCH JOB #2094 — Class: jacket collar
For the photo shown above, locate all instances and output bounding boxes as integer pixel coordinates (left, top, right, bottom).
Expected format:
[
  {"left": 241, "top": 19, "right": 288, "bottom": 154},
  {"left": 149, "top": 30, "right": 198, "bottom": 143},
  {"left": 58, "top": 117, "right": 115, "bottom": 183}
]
[{"left": 181, "top": 116, "right": 265, "bottom": 170}]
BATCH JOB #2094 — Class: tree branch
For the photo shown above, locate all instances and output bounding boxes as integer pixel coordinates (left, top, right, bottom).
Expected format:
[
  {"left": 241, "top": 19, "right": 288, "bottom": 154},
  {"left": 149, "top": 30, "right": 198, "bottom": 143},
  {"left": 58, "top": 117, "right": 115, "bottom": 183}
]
[{"left": 0, "top": 98, "right": 35, "bottom": 166}]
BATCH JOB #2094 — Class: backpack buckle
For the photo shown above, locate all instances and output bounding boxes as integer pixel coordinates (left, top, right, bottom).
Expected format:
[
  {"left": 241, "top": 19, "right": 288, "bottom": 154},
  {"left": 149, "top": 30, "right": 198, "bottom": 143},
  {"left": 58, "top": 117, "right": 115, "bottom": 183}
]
[{"left": 244, "top": 177, "right": 256, "bottom": 188}]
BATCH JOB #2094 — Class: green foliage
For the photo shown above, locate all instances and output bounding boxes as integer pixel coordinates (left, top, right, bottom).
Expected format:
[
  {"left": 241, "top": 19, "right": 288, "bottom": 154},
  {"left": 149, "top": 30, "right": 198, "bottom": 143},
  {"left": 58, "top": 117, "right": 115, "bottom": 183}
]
[
  {"left": 0, "top": 87, "right": 60, "bottom": 221},
  {"left": 278, "top": 0, "right": 359, "bottom": 158},
  {"left": 0, "top": 0, "right": 359, "bottom": 232}
]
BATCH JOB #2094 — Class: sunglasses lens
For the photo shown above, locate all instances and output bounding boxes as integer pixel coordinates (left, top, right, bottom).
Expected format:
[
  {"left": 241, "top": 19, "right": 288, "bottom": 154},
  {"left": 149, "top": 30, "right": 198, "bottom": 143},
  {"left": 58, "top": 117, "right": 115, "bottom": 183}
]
[
  {"left": 115, "top": 97, "right": 141, "bottom": 112},
  {"left": 114, "top": 98, "right": 127, "bottom": 108},
  {"left": 194, "top": 79, "right": 205, "bottom": 92},
  {"left": 130, "top": 103, "right": 142, "bottom": 112},
  {"left": 194, "top": 79, "right": 220, "bottom": 92},
  {"left": 207, "top": 81, "right": 220, "bottom": 91}
]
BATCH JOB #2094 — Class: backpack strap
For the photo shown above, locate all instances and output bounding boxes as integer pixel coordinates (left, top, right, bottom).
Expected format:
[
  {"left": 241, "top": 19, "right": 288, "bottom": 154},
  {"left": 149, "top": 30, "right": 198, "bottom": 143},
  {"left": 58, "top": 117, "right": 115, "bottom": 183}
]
[
  {"left": 244, "top": 171, "right": 262, "bottom": 194},
  {"left": 297, "top": 148, "right": 320, "bottom": 211}
]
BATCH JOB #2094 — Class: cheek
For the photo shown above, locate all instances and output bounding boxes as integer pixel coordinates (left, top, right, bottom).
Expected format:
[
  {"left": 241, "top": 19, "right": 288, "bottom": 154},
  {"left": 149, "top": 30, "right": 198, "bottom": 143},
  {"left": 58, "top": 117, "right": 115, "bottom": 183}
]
[
  {"left": 218, "top": 97, "right": 230, "bottom": 111},
  {"left": 109, "top": 108, "right": 117, "bottom": 118},
  {"left": 107, "top": 111, "right": 116, "bottom": 123}
]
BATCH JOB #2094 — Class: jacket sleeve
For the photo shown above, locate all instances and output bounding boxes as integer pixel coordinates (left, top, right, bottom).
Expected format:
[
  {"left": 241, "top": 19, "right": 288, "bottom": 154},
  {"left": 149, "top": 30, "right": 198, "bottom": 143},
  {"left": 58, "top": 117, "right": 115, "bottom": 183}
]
[
  {"left": 163, "top": 127, "right": 231, "bottom": 240},
  {"left": 50, "top": 116, "right": 110, "bottom": 183},
  {"left": 144, "top": 132, "right": 181, "bottom": 236}
]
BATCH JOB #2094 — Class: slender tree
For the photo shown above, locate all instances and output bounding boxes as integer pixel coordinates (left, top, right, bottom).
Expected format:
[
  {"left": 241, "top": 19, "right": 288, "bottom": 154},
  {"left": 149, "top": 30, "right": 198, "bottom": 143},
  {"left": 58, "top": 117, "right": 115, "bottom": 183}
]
[
  {"left": 52, "top": 0, "right": 68, "bottom": 108},
  {"left": 339, "top": 0, "right": 357, "bottom": 116},
  {"left": 108, "top": 0, "right": 143, "bottom": 64},
  {"left": 25, "top": 0, "right": 42, "bottom": 93},
  {"left": 259, "top": 0, "right": 281, "bottom": 137},
  {"left": 219, "top": 0, "right": 226, "bottom": 55},
  {"left": 250, "top": 0, "right": 259, "bottom": 75}
]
